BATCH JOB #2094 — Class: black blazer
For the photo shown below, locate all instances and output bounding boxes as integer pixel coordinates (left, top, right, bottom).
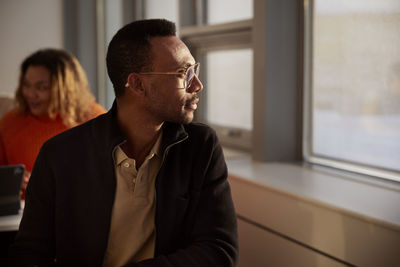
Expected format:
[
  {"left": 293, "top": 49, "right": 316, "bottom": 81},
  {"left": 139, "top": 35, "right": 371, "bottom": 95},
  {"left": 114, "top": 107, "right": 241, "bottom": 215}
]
[{"left": 10, "top": 102, "right": 238, "bottom": 267}]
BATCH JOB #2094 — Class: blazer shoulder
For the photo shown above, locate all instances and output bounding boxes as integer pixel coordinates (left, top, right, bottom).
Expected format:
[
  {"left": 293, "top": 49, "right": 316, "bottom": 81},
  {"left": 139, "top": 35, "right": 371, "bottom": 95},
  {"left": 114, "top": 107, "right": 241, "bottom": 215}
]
[
  {"left": 43, "top": 114, "right": 104, "bottom": 149},
  {"left": 184, "top": 122, "right": 216, "bottom": 134},
  {"left": 183, "top": 122, "right": 220, "bottom": 145}
]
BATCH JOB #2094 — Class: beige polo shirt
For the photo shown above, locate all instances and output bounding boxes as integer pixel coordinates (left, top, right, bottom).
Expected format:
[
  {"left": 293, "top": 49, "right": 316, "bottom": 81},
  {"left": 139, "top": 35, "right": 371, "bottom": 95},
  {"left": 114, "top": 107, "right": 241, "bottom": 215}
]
[{"left": 102, "top": 132, "right": 163, "bottom": 267}]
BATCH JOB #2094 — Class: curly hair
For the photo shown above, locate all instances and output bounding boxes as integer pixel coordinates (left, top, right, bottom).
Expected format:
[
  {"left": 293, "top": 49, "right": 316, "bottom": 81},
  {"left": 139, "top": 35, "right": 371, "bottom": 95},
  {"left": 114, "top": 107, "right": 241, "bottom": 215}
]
[
  {"left": 106, "top": 19, "right": 176, "bottom": 97},
  {"left": 15, "top": 49, "right": 97, "bottom": 127}
]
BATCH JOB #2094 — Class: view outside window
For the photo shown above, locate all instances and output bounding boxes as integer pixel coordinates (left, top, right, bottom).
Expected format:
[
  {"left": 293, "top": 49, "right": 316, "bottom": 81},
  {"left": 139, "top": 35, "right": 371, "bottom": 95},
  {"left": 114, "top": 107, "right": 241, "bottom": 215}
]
[
  {"left": 207, "top": 0, "right": 253, "bottom": 25},
  {"left": 312, "top": 0, "right": 400, "bottom": 172},
  {"left": 206, "top": 49, "right": 253, "bottom": 130}
]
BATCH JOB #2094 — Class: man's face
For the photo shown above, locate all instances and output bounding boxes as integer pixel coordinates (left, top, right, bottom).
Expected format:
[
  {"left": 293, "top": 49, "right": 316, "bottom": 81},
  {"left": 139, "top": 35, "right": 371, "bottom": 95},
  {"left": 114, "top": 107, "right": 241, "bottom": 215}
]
[{"left": 142, "top": 36, "right": 203, "bottom": 124}]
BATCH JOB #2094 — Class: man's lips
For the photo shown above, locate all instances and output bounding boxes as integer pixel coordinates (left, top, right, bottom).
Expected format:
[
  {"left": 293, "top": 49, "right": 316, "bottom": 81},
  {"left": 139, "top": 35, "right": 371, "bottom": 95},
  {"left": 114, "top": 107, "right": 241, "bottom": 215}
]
[{"left": 185, "top": 98, "right": 199, "bottom": 110}]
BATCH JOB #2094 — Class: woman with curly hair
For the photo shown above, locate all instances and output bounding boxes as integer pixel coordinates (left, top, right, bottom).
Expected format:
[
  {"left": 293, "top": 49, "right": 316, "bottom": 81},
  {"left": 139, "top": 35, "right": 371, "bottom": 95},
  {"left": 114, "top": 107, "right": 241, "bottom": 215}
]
[{"left": 0, "top": 48, "right": 106, "bottom": 198}]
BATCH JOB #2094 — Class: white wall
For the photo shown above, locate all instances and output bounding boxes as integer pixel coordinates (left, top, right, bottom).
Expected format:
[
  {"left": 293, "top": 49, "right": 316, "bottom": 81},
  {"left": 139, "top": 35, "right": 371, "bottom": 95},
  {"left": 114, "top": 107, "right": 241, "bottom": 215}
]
[{"left": 0, "top": 0, "right": 63, "bottom": 96}]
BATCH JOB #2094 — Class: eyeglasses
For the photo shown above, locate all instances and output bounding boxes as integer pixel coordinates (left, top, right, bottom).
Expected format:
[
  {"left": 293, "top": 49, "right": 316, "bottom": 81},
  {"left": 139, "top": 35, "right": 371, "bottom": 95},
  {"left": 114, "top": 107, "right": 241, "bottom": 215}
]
[{"left": 138, "top": 63, "right": 200, "bottom": 90}]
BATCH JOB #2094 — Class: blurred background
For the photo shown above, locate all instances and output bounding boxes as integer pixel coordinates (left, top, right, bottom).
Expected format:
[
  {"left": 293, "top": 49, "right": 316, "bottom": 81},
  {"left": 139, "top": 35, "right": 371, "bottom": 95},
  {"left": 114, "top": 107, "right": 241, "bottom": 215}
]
[{"left": 1, "top": 0, "right": 400, "bottom": 266}]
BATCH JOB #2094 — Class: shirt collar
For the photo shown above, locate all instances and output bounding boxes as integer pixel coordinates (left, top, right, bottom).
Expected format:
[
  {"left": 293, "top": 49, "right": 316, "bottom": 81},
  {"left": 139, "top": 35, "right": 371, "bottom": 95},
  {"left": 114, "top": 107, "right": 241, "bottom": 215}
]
[
  {"left": 113, "top": 141, "right": 128, "bottom": 166},
  {"left": 151, "top": 130, "right": 163, "bottom": 158},
  {"left": 113, "top": 130, "right": 163, "bottom": 166}
]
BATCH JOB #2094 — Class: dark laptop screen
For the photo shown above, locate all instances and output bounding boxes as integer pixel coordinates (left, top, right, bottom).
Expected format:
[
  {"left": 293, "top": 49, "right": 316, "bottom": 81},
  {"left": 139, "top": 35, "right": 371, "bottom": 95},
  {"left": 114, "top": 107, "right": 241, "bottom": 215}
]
[{"left": 0, "top": 164, "right": 24, "bottom": 216}]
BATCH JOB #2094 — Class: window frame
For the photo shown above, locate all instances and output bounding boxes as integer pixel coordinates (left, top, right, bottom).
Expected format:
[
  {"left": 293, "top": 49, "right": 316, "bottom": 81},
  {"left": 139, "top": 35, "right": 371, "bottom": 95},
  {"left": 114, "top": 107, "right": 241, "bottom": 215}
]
[
  {"left": 180, "top": 20, "right": 253, "bottom": 151},
  {"left": 302, "top": 0, "right": 400, "bottom": 183}
]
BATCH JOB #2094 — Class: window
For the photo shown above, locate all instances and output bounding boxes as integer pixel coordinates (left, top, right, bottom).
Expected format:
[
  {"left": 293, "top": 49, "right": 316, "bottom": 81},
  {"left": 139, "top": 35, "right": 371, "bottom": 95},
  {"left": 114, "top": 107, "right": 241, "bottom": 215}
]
[
  {"left": 206, "top": 0, "right": 253, "bottom": 25},
  {"left": 304, "top": 0, "right": 400, "bottom": 182},
  {"left": 179, "top": 1, "right": 254, "bottom": 150},
  {"left": 144, "top": 0, "right": 178, "bottom": 23},
  {"left": 206, "top": 49, "right": 253, "bottom": 131},
  {"left": 199, "top": 48, "right": 253, "bottom": 150}
]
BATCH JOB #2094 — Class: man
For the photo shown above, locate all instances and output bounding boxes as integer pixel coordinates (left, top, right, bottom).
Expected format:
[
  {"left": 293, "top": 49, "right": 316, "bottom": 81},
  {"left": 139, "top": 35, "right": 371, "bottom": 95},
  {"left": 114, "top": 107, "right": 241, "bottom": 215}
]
[{"left": 10, "top": 19, "right": 238, "bottom": 266}]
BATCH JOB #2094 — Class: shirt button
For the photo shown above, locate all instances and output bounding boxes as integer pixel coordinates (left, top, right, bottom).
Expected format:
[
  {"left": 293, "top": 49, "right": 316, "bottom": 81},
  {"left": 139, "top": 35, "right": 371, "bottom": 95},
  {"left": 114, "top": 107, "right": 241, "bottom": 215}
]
[
  {"left": 123, "top": 162, "right": 130, "bottom": 168},
  {"left": 132, "top": 178, "right": 136, "bottom": 183}
]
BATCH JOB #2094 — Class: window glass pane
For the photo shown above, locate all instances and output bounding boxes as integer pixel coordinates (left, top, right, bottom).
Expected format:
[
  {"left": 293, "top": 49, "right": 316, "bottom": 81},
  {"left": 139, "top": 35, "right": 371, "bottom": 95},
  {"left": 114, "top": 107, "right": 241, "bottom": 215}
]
[
  {"left": 207, "top": 0, "right": 253, "bottom": 25},
  {"left": 206, "top": 49, "right": 253, "bottom": 130},
  {"left": 312, "top": 0, "right": 400, "bottom": 172},
  {"left": 145, "top": 0, "right": 178, "bottom": 23}
]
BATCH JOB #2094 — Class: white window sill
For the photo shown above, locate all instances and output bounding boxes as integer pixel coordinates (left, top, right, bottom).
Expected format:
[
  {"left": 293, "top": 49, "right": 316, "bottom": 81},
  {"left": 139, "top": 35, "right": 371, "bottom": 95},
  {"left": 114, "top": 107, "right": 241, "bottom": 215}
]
[
  {"left": 224, "top": 148, "right": 400, "bottom": 231},
  {"left": 224, "top": 148, "right": 400, "bottom": 265}
]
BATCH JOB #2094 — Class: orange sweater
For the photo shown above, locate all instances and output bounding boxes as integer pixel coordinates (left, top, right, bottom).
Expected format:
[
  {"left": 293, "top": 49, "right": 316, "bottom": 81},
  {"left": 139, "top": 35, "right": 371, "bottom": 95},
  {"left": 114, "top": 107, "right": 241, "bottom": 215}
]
[{"left": 0, "top": 103, "right": 106, "bottom": 172}]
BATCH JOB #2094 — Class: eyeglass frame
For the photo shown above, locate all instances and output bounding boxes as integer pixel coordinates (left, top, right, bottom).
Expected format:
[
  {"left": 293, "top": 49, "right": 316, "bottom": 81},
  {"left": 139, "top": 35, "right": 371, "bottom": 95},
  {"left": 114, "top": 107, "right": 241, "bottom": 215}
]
[{"left": 134, "top": 62, "right": 200, "bottom": 90}]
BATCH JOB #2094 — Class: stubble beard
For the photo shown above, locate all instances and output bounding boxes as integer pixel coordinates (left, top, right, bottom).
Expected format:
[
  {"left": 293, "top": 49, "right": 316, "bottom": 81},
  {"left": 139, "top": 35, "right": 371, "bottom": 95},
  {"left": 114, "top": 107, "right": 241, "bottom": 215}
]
[
  {"left": 147, "top": 83, "right": 198, "bottom": 124},
  {"left": 145, "top": 96, "right": 195, "bottom": 125},
  {"left": 178, "top": 94, "right": 199, "bottom": 124},
  {"left": 178, "top": 110, "right": 194, "bottom": 124}
]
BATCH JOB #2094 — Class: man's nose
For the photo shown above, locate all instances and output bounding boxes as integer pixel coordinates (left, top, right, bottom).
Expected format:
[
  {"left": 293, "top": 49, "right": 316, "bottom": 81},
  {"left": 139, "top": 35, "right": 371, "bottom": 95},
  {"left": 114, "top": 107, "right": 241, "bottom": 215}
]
[{"left": 187, "top": 75, "right": 203, "bottom": 93}]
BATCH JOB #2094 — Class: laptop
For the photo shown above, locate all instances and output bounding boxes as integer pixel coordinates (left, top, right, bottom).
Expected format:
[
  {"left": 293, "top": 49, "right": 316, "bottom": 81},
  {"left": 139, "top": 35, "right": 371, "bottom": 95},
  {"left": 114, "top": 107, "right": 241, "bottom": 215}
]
[{"left": 0, "top": 164, "right": 24, "bottom": 216}]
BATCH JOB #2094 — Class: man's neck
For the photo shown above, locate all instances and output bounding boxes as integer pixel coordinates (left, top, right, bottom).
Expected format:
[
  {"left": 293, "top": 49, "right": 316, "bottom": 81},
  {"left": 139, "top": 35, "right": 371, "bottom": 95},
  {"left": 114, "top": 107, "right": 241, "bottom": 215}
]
[
  {"left": 116, "top": 102, "right": 163, "bottom": 168},
  {"left": 120, "top": 131, "right": 160, "bottom": 168}
]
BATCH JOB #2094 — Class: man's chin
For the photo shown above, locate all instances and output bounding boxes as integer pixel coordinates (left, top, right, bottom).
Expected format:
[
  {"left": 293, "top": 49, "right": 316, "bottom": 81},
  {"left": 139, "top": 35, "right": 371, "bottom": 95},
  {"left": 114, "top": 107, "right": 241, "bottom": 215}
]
[
  {"left": 178, "top": 115, "right": 194, "bottom": 125},
  {"left": 181, "top": 117, "right": 194, "bottom": 124},
  {"left": 167, "top": 111, "right": 194, "bottom": 124},
  {"left": 182, "top": 110, "right": 195, "bottom": 124}
]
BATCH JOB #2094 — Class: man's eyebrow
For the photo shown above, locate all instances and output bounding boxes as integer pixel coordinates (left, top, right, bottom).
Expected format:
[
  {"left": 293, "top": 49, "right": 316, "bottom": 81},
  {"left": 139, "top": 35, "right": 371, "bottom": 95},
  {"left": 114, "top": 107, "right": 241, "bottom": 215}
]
[{"left": 177, "top": 62, "right": 196, "bottom": 69}]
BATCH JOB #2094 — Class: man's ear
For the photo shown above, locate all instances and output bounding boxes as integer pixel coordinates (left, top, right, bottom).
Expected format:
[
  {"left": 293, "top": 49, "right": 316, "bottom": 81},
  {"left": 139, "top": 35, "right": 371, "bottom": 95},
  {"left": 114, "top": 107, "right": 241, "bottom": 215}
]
[{"left": 125, "top": 73, "right": 145, "bottom": 96}]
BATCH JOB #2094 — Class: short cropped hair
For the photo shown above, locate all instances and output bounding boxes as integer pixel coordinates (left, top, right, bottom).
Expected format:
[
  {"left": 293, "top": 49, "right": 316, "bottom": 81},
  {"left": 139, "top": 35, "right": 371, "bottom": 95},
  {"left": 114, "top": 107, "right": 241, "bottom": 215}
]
[
  {"left": 15, "top": 48, "right": 96, "bottom": 127},
  {"left": 106, "top": 19, "right": 176, "bottom": 97}
]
